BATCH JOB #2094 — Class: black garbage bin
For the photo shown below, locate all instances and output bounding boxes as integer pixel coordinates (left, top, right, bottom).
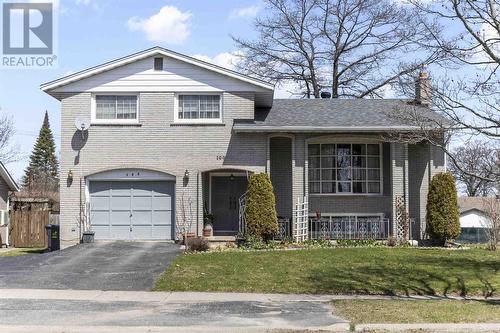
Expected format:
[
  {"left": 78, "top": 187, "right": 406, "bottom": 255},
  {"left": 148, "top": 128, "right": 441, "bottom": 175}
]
[{"left": 45, "top": 224, "right": 60, "bottom": 251}]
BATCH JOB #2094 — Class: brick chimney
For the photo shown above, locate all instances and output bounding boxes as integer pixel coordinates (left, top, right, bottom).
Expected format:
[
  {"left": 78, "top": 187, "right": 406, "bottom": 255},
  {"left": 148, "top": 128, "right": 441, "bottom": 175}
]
[{"left": 415, "top": 71, "right": 432, "bottom": 105}]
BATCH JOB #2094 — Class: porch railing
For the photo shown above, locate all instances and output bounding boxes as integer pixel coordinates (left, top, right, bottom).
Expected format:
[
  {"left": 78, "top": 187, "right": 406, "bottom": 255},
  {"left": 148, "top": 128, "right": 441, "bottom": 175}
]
[
  {"left": 273, "top": 216, "right": 392, "bottom": 241},
  {"left": 309, "top": 216, "right": 391, "bottom": 240}
]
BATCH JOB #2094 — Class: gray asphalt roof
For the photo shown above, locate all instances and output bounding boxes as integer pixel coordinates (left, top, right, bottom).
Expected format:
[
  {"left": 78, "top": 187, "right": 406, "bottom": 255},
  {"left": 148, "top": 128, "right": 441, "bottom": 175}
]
[{"left": 234, "top": 99, "right": 448, "bottom": 132}]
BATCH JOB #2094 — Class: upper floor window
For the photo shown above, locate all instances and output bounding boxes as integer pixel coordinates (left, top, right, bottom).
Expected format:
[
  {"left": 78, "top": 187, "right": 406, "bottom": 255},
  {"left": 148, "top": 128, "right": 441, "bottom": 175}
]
[
  {"left": 176, "top": 94, "right": 222, "bottom": 123},
  {"left": 93, "top": 95, "right": 138, "bottom": 123},
  {"left": 308, "top": 143, "right": 382, "bottom": 195}
]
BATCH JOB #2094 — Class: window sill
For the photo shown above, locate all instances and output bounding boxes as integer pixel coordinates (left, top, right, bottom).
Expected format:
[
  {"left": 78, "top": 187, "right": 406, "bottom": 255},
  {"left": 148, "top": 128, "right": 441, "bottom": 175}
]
[
  {"left": 309, "top": 193, "right": 385, "bottom": 197},
  {"left": 91, "top": 123, "right": 142, "bottom": 127},
  {"left": 170, "top": 123, "right": 225, "bottom": 127}
]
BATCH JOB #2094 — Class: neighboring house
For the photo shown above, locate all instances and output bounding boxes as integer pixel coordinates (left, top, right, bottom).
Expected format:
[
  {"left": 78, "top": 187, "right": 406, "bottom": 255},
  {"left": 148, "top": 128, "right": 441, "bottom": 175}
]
[
  {"left": 457, "top": 197, "right": 494, "bottom": 243},
  {"left": 0, "top": 162, "right": 20, "bottom": 247},
  {"left": 41, "top": 47, "right": 446, "bottom": 247}
]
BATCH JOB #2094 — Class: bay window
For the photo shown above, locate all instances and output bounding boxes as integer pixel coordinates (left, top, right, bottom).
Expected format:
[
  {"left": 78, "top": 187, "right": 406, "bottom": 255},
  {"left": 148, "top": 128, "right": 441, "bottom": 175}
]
[{"left": 308, "top": 143, "right": 382, "bottom": 194}]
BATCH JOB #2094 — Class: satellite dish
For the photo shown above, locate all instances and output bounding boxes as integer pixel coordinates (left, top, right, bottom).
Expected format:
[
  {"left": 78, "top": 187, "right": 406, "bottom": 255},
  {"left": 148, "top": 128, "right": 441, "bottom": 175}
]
[
  {"left": 75, "top": 116, "right": 90, "bottom": 132},
  {"left": 75, "top": 116, "right": 90, "bottom": 141}
]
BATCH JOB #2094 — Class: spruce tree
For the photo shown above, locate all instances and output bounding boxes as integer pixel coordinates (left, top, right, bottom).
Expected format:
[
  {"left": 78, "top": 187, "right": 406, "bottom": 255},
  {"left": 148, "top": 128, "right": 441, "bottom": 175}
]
[{"left": 22, "top": 111, "right": 59, "bottom": 192}]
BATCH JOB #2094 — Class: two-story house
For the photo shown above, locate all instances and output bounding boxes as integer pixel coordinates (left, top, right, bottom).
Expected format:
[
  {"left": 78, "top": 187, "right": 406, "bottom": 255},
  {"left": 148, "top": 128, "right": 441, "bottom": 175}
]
[{"left": 41, "top": 47, "right": 446, "bottom": 247}]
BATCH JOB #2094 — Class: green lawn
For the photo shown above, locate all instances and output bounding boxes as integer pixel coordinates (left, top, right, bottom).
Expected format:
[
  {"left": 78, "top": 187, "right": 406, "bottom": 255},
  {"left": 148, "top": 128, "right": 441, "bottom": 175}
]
[
  {"left": 0, "top": 247, "right": 46, "bottom": 257},
  {"left": 332, "top": 299, "right": 500, "bottom": 323},
  {"left": 154, "top": 248, "right": 500, "bottom": 296}
]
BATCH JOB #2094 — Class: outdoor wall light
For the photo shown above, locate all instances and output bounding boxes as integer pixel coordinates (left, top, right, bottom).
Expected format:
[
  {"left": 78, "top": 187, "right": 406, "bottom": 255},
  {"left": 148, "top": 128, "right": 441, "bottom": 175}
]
[
  {"left": 68, "top": 169, "right": 74, "bottom": 182},
  {"left": 184, "top": 169, "right": 190, "bottom": 181}
]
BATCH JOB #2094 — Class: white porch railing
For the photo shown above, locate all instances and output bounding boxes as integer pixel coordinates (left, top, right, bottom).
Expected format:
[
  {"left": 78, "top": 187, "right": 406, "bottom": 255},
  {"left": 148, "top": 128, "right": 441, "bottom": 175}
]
[{"left": 309, "top": 216, "right": 390, "bottom": 240}]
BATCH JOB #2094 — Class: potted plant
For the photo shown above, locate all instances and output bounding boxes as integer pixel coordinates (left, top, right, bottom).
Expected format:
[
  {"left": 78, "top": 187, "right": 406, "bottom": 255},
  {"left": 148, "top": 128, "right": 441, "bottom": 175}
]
[{"left": 203, "top": 212, "right": 214, "bottom": 237}]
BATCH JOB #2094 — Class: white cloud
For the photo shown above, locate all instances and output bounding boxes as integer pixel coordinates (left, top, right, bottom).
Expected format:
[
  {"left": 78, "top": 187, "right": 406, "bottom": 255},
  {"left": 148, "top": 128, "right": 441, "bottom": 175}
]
[
  {"left": 229, "top": 5, "right": 260, "bottom": 19},
  {"left": 274, "top": 81, "right": 302, "bottom": 99},
  {"left": 192, "top": 51, "right": 243, "bottom": 70},
  {"left": 378, "top": 84, "right": 398, "bottom": 98},
  {"left": 127, "top": 6, "right": 192, "bottom": 44}
]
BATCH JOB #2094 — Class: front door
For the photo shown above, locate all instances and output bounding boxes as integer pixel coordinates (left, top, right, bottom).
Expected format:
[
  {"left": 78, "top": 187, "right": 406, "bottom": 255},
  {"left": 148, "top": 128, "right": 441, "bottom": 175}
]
[{"left": 211, "top": 175, "right": 248, "bottom": 236}]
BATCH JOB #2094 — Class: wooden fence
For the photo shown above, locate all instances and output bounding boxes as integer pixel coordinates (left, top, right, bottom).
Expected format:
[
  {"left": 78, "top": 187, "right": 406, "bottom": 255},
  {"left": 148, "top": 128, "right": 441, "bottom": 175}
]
[{"left": 9, "top": 211, "right": 49, "bottom": 248}]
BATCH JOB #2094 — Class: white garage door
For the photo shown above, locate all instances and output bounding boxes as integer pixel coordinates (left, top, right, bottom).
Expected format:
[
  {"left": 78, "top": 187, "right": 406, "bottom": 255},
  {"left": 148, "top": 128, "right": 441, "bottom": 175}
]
[{"left": 89, "top": 181, "right": 174, "bottom": 240}]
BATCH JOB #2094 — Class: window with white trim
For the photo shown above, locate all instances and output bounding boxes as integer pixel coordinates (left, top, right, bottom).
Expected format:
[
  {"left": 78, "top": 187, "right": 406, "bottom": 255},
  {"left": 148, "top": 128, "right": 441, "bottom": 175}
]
[
  {"left": 308, "top": 143, "right": 382, "bottom": 194},
  {"left": 177, "top": 95, "right": 221, "bottom": 120},
  {"left": 95, "top": 95, "right": 138, "bottom": 120}
]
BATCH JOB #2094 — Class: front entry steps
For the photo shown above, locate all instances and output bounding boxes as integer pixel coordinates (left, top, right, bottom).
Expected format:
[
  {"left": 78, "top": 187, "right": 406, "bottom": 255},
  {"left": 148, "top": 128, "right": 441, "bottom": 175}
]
[
  {"left": 205, "top": 235, "right": 237, "bottom": 248},
  {"left": 206, "top": 235, "right": 236, "bottom": 242}
]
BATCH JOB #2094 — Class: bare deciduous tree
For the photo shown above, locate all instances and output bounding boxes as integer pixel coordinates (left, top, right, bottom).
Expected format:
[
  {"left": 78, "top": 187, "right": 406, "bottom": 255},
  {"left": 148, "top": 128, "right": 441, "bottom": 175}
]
[
  {"left": 233, "top": 0, "right": 438, "bottom": 98},
  {"left": 0, "top": 110, "right": 20, "bottom": 164},
  {"left": 482, "top": 197, "right": 500, "bottom": 251},
  {"left": 449, "top": 141, "right": 499, "bottom": 196},
  {"left": 388, "top": 0, "right": 499, "bottom": 184}
]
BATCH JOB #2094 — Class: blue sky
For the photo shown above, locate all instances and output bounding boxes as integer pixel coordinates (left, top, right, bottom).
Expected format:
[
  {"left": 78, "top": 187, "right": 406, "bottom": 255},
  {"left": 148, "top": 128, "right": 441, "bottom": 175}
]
[{"left": 0, "top": 0, "right": 263, "bottom": 181}]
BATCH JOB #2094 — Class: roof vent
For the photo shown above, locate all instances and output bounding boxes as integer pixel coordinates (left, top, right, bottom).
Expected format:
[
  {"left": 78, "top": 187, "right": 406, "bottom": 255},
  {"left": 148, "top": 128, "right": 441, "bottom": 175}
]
[
  {"left": 320, "top": 91, "right": 331, "bottom": 99},
  {"left": 154, "top": 57, "right": 163, "bottom": 71}
]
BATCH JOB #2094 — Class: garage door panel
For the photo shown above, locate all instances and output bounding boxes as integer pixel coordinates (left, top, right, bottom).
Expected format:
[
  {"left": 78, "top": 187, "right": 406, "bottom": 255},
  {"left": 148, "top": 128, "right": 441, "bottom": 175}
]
[
  {"left": 90, "top": 196, "right": 110, "bottom": 211},
  {"left": 153, "top": 182, "right": 174, "bottom": 195},
  {"left": 109, "top": 225, "right": 130, "bottom": 239},
  {"left": 152, "top": 225, "right": 171, "bottom": 239},
  {"left": 93, "top": 225, "right": 109, "bottom": 239},
  {"left": 130, "top": 226, "right": 153, "bottom": 239},
  {"left": 92, "top": 211, "right": 110, "bottom": 225},
  {"left": 111, "top": 183, "right": 132, "bottom": 195},
  {"left": 131, "top": 211, "right": 153, "bottom": 225},
  {"left": 132, "top": 196, "right": 152, "bottom": 210},
  {"left": 110, "top": 211, "right": 131, "bottom": 226},
  {"left": 152, "top": 196, "right": 171, "bottom": 209},
  {"left": 90, "top": 180, "right": 174, "bottom": 240},
  {"left": 110, "top": 196, "right": 131, "bottom": 210},
  {"left": 132, "top": 182, "right": 153, "bottom": 196},
  {"left": 89, "top": 182, "right": 111, "bottom": 195},
  {"left": 153, "top": 211, "right": 171, "bottom": 225}
]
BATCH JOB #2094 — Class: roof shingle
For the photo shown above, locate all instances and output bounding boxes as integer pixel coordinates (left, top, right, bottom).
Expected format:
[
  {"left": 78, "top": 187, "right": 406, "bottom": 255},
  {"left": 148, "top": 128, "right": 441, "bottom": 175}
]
[{"left": 234, "top": 99, "right": 448, "bottom": 132}]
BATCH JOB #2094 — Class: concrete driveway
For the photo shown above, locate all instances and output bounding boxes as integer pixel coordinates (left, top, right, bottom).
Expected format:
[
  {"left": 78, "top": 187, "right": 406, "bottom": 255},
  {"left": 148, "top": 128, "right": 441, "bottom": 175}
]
[{"left": 0, "top": 242, "right": 180, "bottom": 290}]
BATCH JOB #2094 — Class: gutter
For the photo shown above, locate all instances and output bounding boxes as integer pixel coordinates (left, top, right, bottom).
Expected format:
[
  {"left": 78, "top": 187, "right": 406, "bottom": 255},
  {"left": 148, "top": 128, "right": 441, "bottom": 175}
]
[{"left": 232, "top": 125, "right": 421, "bottom": 133}]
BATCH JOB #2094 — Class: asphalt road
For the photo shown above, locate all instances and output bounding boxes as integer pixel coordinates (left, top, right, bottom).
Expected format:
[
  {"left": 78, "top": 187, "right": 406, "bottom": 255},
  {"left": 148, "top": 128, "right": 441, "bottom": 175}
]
[
  {"left": 0, "top": 241, "right": 180, "bottom": 290},
  {"left": 0, "top": 290, "right": 348, "bottom": 332}
]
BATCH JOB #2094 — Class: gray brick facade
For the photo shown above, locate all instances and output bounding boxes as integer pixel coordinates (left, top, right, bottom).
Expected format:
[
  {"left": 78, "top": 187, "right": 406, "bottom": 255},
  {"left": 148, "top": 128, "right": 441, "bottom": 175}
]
[{"left": 56, "top": 78, "right": 445, "bottom": 246}]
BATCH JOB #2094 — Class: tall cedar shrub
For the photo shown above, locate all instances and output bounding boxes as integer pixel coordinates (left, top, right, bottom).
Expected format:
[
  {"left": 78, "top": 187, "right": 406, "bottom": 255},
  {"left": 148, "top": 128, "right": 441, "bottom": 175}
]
[
  {"left": 245, "top": 173, "right": 278, "bottom": 240},
  {"left": 426, "top": 172, "right": 460, "bottom": 245},
  {"left": 22, "top": 111, "right": 59, "bottom": 191}
]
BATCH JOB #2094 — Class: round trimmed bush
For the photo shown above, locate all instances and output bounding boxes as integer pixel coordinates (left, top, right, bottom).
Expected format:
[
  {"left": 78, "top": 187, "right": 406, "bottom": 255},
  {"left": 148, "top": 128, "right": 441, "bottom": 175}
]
[
  {"left": 426, "top": 172, "right": 460, "bottom": 245},
  {"left": 245, "top": 173, "right": 278, "bottom": 240}
]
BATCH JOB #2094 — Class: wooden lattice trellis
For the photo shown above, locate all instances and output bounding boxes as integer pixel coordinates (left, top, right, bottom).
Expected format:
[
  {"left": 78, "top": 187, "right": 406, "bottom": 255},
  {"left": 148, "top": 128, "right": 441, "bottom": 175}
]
[
  {"left": 293, "top": 196, "right": 308, "bottom": 242},
  {"left": 395, "top": 196, "right": 410, "bottom": 241}
]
